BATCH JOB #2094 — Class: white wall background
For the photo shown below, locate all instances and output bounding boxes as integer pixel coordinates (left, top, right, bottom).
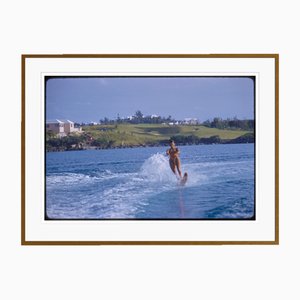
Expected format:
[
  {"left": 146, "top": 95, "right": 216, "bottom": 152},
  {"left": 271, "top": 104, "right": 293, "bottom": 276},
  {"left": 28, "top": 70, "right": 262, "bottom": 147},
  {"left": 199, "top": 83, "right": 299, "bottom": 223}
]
[{"left": 0, "top": 1, "right": 297, "bottom": 299}]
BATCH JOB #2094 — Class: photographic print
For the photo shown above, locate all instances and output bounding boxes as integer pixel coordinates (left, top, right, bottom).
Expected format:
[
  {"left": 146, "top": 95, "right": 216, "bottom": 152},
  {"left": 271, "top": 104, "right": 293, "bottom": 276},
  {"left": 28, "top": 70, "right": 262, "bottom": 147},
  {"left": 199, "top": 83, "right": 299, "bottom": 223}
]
[
  {"left": 22, "top": 54, "right": 278, "bottom": 244},
  {"left": 45, "top": 76, "right": 255, "bottom": 220}
]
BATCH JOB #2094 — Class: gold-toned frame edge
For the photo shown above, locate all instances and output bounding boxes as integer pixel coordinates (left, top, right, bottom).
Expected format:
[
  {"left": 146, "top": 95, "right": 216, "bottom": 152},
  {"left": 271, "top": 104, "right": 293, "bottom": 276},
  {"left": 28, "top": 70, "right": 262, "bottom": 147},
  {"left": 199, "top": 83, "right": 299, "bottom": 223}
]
[
  {"left": 21, "top": 55, "right": 26, "bottom": 245},
  {"left": 21, "top": 54, "right": 279, "bottom": 246}
]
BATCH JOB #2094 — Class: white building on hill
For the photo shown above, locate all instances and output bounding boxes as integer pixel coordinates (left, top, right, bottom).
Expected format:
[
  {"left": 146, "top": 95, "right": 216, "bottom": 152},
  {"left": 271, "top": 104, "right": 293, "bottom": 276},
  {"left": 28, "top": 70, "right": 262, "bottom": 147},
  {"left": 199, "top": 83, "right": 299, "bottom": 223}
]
[{"left": 46, "top": 119, "right": 81, "bottom": 136}]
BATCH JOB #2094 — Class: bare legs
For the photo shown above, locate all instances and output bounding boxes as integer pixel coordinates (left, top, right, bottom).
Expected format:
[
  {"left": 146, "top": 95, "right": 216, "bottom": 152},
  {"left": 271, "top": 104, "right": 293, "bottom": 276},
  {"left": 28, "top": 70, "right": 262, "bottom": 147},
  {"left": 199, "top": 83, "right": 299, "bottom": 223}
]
[{"left": 169, "top": 158, "right": 182, "bottom": 178}]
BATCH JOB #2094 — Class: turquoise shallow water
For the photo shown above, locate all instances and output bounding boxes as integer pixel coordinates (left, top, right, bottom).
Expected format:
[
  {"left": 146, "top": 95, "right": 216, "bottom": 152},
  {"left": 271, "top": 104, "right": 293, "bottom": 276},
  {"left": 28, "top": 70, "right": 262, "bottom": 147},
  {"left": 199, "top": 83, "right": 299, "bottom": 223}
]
[{"left": 46, "top": 144, "right": 255, "bottom": 219}]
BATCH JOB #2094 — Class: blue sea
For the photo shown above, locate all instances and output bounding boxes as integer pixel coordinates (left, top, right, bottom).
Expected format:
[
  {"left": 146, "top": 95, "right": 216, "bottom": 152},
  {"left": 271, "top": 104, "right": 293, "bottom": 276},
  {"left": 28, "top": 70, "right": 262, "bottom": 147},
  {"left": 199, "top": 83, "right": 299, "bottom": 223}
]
[{"left": 46, "top": 144, "right": 255, "bottom": 219}]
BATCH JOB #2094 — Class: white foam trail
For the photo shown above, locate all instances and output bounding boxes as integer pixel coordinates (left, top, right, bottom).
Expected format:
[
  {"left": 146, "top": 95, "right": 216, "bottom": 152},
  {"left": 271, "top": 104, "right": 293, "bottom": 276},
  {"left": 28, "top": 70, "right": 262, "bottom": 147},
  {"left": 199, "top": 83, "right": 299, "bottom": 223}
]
[
  {"left": 140, "top": 153, "right": 206, "bottom": 186},
  {"left": 47, "top": 173, "right": 93, "bottom": 187},
  {"left": 47, "top": 153, "right": 208, "bottom": 218},
  {"left": 140, "top": 153, "right": 177, "bottom": 183}
]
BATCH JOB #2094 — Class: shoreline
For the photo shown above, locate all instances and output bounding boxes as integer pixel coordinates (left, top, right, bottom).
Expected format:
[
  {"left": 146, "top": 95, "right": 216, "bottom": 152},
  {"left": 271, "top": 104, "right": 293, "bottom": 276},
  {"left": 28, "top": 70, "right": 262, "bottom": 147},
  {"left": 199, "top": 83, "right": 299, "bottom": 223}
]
[{"left": 46, "top": 140, "right": 254, "bottom": 152}]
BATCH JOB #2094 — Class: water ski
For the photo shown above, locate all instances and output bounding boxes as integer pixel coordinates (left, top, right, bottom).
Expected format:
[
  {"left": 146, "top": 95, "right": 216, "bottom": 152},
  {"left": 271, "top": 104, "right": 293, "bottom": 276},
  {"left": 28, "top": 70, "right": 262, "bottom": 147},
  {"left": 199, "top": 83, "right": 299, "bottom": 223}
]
[{"left": 179, "top": 172, "right": 188, "bottom": 186}]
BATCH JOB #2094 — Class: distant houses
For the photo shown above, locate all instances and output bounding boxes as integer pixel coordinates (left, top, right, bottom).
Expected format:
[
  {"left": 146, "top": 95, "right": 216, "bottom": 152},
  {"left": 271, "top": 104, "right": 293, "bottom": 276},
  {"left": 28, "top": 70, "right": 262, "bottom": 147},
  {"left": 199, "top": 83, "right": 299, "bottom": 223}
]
[
  {"left": 46, "top": 119, "right": 82, "bottom": 137},
  {"left": 89, "top": 122, "right": 98, "bottom": 126},
  {"left": 167, "top": 118, "right": 199, "bottom": 126},
  {"left": 183, "top": 118, "right": 199, "bottom": 125}
]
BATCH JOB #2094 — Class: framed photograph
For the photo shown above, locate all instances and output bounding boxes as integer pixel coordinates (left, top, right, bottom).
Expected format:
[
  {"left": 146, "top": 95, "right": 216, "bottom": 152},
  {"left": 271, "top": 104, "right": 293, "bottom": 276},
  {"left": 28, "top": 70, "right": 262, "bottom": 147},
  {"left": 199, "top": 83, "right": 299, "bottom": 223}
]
[{"left": 21, "top": 54, "right": 279, "bottom": 245}]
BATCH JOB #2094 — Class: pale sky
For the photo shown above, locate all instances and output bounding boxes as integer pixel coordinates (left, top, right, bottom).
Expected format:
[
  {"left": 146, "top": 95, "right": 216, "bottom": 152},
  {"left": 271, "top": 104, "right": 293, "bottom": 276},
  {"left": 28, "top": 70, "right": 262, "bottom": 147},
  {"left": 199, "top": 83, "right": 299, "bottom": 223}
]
[{"left": 46, "top": 76, "right": 254, "bottom": 123}]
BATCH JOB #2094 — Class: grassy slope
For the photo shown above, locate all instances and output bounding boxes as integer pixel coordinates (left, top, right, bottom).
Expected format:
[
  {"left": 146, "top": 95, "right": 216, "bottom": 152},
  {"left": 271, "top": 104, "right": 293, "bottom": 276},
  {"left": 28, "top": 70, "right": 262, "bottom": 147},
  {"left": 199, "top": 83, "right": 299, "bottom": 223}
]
[{"left": 83, "top": 124, "right": 251, "bottom": 147}]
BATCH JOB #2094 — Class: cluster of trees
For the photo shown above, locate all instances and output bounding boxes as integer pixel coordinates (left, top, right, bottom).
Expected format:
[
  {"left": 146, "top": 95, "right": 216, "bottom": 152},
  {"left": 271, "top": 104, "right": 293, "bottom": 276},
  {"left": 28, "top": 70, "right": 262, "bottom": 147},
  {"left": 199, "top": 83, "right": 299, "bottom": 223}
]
[
  {"left": 202, "top": 117, "right": 254, "bottom": 130},
  {"left": 46, "top": 133, "right": 86, "bottom": 151},
  {"left": 170, "top": 135, "right": 221, "bottom": 145},
  {"left": 100, "top": 110, "right": 176, "bottom": 125},
  {"left": 170, "top": 132, "right": 254, "bottom": 145},
  {"left": 90, "top": 137, "right": 115, "bottom": 149}
]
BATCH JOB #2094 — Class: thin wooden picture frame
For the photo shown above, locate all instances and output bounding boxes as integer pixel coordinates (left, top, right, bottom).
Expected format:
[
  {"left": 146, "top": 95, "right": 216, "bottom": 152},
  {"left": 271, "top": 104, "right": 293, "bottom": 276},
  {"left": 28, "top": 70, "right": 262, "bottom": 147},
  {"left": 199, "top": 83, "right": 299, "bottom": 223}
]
[{"left": 21, "top": 54, "right": 279, "bottom": 245}]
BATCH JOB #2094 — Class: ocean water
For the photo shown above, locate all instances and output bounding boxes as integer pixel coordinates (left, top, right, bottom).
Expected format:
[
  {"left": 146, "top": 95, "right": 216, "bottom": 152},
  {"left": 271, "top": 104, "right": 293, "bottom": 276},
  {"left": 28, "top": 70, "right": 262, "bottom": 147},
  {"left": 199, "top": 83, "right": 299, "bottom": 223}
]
[{"left": 46, "top": 144, "right": 255, "bottom": 219}]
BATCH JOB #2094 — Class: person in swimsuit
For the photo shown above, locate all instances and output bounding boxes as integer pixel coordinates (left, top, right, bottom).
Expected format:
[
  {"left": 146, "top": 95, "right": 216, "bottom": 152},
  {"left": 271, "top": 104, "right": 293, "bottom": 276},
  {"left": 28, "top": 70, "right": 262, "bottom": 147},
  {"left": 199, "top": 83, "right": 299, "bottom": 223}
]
[{"left": 166, "top": 139, "right": 182, "bottom": 178}]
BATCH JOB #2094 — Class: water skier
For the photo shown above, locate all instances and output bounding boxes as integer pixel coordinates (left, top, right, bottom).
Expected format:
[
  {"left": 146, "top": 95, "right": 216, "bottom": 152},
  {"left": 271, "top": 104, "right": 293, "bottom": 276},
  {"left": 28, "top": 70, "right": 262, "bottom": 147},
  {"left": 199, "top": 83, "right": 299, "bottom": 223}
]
[{"left": 166, "top": 139, "right": 182, "bottom": 179}]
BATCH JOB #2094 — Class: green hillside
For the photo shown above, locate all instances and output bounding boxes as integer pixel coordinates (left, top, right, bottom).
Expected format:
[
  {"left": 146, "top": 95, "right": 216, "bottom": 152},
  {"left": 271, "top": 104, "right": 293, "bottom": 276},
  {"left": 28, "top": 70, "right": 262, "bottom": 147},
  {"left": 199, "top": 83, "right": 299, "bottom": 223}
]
[
  {"left": 46, "top": 123, "right": 254, "bottom": 151},
  {"left": 82, "top": 124, "right": 252, "bottom": 148}
]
